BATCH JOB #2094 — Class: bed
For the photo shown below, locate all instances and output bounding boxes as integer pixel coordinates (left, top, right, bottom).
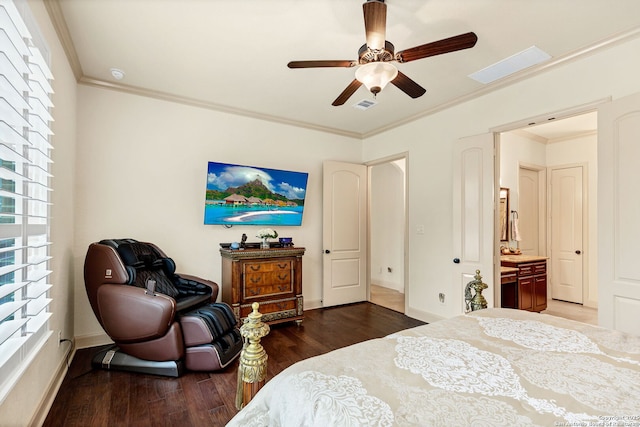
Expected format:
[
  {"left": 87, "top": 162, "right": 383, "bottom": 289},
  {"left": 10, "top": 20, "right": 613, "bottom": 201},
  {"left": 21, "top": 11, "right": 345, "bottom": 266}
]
[{"left": 227, "top": 308, "right": 640, "bottom": 426}]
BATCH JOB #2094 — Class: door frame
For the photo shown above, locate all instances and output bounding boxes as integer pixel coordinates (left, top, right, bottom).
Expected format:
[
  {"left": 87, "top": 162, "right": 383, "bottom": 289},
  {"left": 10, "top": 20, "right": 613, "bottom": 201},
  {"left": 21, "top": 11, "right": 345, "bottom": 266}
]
[
  {"left": 490, "top": 98, "right": 607, "bottom": 308},
  {"left": 366, "top": 152, "right": 409, "bottom": 312}
]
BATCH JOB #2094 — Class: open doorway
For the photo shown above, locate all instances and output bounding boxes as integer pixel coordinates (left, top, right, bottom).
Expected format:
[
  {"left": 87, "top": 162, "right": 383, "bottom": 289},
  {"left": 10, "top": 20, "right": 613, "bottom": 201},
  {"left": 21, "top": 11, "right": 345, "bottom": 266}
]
[
  {"left": 368, "top": 157, "right": 406, "bottom": 313},
  {"left": 497, "top": 111, "right": 598, "bottom": 324}
]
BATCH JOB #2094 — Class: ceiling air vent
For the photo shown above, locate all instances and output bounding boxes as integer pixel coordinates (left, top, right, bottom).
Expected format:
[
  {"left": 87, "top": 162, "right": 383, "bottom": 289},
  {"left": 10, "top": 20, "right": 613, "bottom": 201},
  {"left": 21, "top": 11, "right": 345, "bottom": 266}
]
[{"left": 353, "top": 99, "right": 378, "bottom": 110}]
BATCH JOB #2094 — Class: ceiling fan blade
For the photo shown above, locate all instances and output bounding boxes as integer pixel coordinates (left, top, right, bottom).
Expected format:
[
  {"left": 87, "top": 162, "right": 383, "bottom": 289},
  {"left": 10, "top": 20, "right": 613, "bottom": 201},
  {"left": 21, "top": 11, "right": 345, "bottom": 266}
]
[
  {"left": 363, "top": 0, "right": 386, "bottom": 50},
  {"left": 288, "top": 60, "right": 357, "bottom": 68},
  {"left": 396, "top": 32, "right": 478, "bottom": 63},
  {"left": 332, "top": 79, "right": 363, "bottom": 106},
  {"left": 391, "top": 71, "right": 426, "bottom": 99}
]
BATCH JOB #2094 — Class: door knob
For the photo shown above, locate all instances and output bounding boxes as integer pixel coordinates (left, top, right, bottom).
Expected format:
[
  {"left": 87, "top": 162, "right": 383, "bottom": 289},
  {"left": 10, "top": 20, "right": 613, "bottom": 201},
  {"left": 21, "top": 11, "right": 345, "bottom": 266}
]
[
  {"left": 453, "top": 258, "right": 460, "bottom": 264},
  {"left": 575, "top": 250, "right": 581, "bottom": 255},
  {"left": 325, "top": 249, "right": 331, "bottom": 254}
]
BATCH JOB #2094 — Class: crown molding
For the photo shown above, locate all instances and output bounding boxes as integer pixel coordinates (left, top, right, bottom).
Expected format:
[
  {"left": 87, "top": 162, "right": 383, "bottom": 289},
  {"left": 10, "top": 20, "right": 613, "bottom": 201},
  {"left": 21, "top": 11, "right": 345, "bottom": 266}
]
[
  {"left": 44, "top": 0, "right": 82, "bottom": 80},
  {"left": 78, "top": 76, "right": 362, "bottom": 139}
]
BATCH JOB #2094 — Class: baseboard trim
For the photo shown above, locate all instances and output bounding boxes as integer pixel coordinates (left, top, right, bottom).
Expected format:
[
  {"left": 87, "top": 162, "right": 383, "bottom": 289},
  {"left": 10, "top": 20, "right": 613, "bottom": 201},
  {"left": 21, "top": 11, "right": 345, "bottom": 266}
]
[
  {"left": 304, "top": 298, "right": 323, "bottom": 311},
  {"left": 371, "top": 281, "right": 404, "bottom": 293},
  {"left": 75, "top": 332, "right": 113, "bottom": 349},
  {"left": 405, "top": 307, "right": 445, "bottom": 324},
  {"left": 29, "top": 341, "right": 76, "bottom": 427}
]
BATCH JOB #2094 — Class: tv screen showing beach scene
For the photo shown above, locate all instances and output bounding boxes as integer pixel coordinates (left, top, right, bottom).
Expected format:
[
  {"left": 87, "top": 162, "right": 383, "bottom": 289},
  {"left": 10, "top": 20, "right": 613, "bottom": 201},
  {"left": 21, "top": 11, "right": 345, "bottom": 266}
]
[{"left": 204, "top": 161, "right": 309, "bottom": 226}]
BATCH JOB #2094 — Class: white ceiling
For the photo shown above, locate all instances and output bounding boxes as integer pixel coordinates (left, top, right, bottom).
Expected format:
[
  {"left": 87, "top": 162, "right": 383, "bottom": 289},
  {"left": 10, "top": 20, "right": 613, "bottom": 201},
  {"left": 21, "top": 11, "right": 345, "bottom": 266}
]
[
  {"left": 48, "top": 0, "right": 640, "bottom": 139},
  {"left": 524, "top": 111, "right": 597, "bottom": 141}
]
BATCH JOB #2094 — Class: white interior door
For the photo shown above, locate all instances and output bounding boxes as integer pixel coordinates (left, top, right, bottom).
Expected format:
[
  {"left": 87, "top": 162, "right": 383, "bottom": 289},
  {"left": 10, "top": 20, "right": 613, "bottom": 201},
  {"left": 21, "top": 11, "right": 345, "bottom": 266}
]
[
  {"left": 453, "top": 133, "right": 495, "bottom": 313},
  {"left": 322, "top": 161, "right": 367, "bottom": 307},
  {"left": 598, "top": 92, "right": 640, "bottom": 333},
  {"left": 550, "top": 166, "right": 584, "bottom": 303}
]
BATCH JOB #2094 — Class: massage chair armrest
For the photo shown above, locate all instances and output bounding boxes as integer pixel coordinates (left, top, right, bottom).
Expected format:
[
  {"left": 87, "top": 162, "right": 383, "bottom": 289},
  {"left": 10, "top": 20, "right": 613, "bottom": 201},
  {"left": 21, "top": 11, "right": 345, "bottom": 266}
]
[
  {"left": 175, "top": 273, "right": 219, "bottom": 302},
  {"left": 97, "top": 284, "right": 177, "bottom": 343}
]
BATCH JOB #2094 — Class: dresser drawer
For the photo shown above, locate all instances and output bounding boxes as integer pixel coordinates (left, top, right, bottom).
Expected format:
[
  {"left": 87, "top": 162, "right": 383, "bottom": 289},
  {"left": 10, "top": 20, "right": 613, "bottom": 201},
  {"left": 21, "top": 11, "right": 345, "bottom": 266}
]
[
  {"left": 244, "top": 260, "right": 292, "bottom": 273},
  {"left": 242, "top": 279, "right": 293, "bottom": 300},
  {"left": 244, "top": 269, "right": 292, "bottom": 286},
  {"left": 242, "top": 260, "right": 293, "bottom": 299},
  {"left": 239, "top": 298, "right": 297, "bottom": 319}
]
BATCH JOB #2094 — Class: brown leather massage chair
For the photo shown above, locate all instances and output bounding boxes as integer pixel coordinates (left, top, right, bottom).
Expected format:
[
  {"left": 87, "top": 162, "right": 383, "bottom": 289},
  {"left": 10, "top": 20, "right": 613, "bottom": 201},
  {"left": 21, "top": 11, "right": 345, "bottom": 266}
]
[{"left": 84, "top": 238, "right": 243, "bottom": 377}]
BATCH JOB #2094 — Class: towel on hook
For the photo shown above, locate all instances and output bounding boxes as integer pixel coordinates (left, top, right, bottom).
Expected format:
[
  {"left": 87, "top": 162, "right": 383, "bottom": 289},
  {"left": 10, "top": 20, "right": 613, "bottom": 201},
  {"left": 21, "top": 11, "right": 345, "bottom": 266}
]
[{"left": 511, "top": 215, "right": 522, "bottom": 242}]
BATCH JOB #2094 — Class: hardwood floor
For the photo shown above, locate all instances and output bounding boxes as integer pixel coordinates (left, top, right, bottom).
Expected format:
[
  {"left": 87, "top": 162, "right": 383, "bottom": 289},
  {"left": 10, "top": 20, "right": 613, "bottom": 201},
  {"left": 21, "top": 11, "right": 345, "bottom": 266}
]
[{"left": 43, "top": 302, "right": 425, "bottom": 427}]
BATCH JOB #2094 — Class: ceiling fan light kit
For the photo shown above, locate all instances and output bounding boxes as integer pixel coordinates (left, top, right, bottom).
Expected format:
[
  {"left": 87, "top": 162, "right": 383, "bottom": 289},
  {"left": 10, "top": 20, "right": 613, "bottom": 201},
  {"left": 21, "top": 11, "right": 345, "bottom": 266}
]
[
  {"left": 355, "top": 62, "right": 398, "bottom": 95},
  {"left": 287, "top": 0, "right": 478, "bottom": 106}
]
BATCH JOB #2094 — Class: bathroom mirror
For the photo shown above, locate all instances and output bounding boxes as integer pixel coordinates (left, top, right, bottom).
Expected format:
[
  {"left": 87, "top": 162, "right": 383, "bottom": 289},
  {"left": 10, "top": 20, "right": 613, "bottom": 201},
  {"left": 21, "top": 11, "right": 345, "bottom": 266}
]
[{"left": 499, "top": 187, "right": 509, "bottom": 242}]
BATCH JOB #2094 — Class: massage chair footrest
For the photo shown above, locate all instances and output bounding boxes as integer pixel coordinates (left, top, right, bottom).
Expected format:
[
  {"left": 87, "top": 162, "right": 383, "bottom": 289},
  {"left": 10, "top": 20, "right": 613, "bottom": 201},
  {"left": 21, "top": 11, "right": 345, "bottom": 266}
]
[{"left": 180, "top": 302, "right": 243, "bottom": 371}]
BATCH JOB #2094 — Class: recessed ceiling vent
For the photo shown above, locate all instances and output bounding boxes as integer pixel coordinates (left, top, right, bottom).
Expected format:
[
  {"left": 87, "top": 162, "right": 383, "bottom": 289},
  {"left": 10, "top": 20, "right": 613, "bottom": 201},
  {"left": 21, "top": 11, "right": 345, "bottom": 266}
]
[{"left": 353, "top": 99, "right": 378, "bottom": 110}]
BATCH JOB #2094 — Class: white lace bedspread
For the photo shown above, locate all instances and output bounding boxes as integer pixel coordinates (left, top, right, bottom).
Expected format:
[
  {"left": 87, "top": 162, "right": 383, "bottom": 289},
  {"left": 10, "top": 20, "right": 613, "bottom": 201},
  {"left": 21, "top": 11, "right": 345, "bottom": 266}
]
[{"left": 227, "top": 308, "right": 640, "bottom": 426}]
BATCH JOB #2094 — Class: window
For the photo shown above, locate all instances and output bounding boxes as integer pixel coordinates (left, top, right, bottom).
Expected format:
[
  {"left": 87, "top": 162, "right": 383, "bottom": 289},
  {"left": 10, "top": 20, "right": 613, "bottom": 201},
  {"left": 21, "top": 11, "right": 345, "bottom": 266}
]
[{"left": 0, "top": 0, "right": 54, "bottom": 400}]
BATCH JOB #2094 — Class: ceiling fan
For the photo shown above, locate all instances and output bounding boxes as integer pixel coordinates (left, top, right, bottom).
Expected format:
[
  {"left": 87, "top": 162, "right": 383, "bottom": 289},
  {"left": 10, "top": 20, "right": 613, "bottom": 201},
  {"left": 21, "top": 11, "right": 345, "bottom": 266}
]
[{"left": 287, "top": 0, "right": 478, "bottom": 106}]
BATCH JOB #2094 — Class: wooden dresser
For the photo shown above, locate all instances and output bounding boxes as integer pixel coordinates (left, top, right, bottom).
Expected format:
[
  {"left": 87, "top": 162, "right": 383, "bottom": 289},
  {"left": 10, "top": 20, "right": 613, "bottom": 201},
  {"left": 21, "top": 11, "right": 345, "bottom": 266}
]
[
  {"left": 220, "top": 247, "right": 305, "bottom": 325},
  {"left": 500, "top": 255, "right": 548, "bottom": 312}
]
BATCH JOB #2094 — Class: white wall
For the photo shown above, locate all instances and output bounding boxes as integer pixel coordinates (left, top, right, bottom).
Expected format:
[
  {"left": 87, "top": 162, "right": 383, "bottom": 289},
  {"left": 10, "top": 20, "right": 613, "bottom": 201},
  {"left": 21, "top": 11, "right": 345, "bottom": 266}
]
[
  {"left": 0, "top": 0, "right": 77, "bottom": 425},
  {"left": 363, "top": 36, "right": 640, "bottom": 322},
  {"left": 73, "top": 86, "right": 362, "bottom": 344}
]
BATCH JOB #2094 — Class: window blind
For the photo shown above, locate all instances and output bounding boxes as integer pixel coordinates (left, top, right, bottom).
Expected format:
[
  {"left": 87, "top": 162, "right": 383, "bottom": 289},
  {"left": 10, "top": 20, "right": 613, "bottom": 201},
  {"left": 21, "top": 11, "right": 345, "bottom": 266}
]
[{"left": 0, "top": 0, "right": 54, "bottom": 400}]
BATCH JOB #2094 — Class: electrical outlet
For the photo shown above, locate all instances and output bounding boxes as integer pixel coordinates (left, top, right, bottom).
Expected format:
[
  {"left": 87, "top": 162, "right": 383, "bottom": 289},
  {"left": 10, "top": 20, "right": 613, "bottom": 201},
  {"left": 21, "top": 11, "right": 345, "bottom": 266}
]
[
  {"left": 57, "top": 331, "right": 62, "bottom": 347},
  {"left": 439, "top": 293, "right": 445, "bottom": 303}
]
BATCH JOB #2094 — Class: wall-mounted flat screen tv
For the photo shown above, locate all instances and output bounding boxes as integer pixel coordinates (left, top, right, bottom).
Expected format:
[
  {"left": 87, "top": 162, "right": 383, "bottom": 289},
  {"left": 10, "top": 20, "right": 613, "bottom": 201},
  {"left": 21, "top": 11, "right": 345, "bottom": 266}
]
[{"left": 204, "top": 161, "right": 309, "bottom": 226}]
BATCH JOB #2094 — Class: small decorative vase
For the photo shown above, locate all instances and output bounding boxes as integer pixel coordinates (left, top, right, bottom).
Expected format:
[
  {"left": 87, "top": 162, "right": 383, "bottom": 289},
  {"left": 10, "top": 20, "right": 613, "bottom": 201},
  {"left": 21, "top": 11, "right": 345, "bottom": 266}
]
[{"left": 260, "top": 238, "right": 270, "bottom": 249}]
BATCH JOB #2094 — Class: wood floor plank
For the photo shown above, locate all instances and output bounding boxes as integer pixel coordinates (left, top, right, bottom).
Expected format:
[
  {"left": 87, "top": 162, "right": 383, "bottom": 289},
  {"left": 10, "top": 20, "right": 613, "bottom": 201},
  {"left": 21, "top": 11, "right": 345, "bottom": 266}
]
[{"left": 43, "top": 302, "right": 425, "bottom": 426}]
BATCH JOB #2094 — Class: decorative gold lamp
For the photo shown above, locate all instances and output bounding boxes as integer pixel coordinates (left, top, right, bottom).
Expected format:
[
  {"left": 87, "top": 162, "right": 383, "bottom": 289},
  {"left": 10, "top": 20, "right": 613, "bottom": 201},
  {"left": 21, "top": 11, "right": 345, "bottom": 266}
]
[{"left": 235, "top": 302, "right": 270, "bottom": 410}]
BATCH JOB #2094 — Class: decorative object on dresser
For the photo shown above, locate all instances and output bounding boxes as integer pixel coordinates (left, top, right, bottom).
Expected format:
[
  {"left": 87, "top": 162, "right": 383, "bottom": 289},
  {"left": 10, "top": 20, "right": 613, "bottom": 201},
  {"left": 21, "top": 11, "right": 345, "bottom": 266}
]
[
  {"left": 256, "top": 228, "right": 278, "bottom": 249},
  {"left": 501, "top": 255, "right": 548, "bottom": 312},
  {"left": 220, "top": 245, "right": 305, "bottom": 325}
]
